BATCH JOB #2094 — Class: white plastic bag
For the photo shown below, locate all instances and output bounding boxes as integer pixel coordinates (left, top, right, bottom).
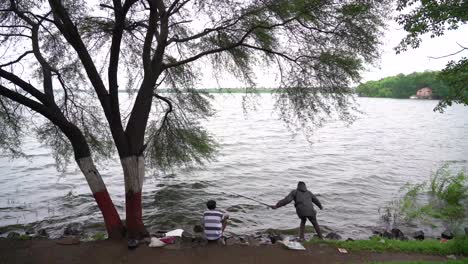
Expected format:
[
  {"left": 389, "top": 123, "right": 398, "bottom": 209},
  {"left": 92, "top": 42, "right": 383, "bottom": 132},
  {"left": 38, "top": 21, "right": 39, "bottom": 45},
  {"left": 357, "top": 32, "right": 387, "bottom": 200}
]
[
  {"left": 148, "top": 237, "right": 166, "bottom": 247},
  {"left": 279, "top": 237, "right": 306, "bottom": 250},
  {"left": 165, "top": 229, "right": 184, "bottom": 237}
]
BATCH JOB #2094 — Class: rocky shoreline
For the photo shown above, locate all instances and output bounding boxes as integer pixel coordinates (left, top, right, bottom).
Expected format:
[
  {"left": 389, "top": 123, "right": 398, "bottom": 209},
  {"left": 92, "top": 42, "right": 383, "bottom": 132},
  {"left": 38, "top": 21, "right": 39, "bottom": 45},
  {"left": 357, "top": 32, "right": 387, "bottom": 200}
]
[{"left": 2, "top": 222, "right": 466, "bottom": 249}]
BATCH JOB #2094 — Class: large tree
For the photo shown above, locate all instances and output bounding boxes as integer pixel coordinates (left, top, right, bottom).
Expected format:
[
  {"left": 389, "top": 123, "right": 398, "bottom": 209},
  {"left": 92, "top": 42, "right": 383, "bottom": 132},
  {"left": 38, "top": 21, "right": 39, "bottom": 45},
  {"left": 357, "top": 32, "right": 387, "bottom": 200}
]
[
  {"left": 0, "top": 0, "right": 389, "bottom": 239},
  {"left": 396, "top": 0, "right": 468, "bottom": 111}
]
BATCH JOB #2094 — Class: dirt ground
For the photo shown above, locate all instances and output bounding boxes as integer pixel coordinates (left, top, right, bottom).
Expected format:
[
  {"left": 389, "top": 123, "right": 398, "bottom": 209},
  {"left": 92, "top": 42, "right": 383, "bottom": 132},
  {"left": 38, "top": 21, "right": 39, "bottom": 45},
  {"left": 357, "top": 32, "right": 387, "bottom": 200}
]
[{"left": 0, "top": 238, "right": 449, "bottom": 264}]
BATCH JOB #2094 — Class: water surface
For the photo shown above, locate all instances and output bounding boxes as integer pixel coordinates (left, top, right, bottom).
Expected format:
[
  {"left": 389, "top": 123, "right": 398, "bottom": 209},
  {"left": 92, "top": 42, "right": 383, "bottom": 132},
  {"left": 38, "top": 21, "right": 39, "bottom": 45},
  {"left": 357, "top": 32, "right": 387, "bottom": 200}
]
[{"left": 0, "top": 95, "right": 467, "bottom": 238}]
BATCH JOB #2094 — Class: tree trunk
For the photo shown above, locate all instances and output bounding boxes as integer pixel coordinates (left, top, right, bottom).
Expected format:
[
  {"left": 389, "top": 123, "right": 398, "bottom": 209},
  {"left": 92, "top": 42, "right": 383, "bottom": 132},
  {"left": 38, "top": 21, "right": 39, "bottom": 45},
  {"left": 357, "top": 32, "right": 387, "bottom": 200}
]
[
  {"left": 121, "top": 155, "right": 148, "bottom": 239},
  {"left": 77, "top": 157, "right": 125, "bottom": 239}
]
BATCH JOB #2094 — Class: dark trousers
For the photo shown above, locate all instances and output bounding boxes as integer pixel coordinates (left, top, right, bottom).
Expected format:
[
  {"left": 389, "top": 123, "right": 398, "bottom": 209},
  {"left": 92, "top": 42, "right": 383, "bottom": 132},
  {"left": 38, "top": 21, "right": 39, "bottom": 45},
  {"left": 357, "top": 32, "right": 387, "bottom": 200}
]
[{"left": 300, "top": 215, "right": 323, "bottom": 239}]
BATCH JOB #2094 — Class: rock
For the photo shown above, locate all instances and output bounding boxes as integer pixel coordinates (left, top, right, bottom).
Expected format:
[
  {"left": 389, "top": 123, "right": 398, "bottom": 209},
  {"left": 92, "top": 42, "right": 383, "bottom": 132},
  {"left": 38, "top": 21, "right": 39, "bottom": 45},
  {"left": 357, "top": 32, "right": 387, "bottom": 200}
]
[
  {"left": 372, "top": 229, "right": 383, "bottom": 236},
  {"left": 346, "top": 238, "right": 354, "bottom": 241},
  {"left": 25, "top": 228, "right": 34, "bottom": 235},
  {"left": 63, "top": 223, "right": 84, "bottom": 236},
  {"left": 246, "top": 236, "right": 261, "bottom": 247},
  {"left": 257, "top": 237, "right": 272, "bottom": 245},
  {"left": 193, "top": 225, "right": 203, "bottom": 233},
  {"left": 142, "top": 237, "right": 152, "bottom": 244},
  {"left": 382, "top": 231, "right": 393, "bottom": 239},
  {"left": 253, "top": 232, "right": 263, "bottom": 239},
  {"left": 391, "top": 228, "right": 405, "bottom": 240},
  {"left": 7, "top": 232, "right": 20, "bottom": 239},
  {"left": 181, "top": 231, "right": 194, "bottom": 243},
  {"left": 269, "top": 234, "right": 282, "bottom": 244},
  {"left": 239, "top": 236, "right": 250, "bottom": 246},
  {"left": 152, "top": 230, "right": 167, "bottom": 238},
  {"left": 225, "top": 237, "right": 241, "bottom": 246},
  {"left": 413, "top": 231, "right": 424, "bottom": 240},
  {"left": 464, "top": 227, "right": 468, "bottom": 236},
  {"left": 441, "top": 230, "right": 454, "bottom": 240},
  {"left": 127, "top": 239, "right": 138, "bottom": 249},
  {"left": 325, "top": 232, "right": 342, "bottom": 240},
  {"left": 447, "top": 255, "right": 457, "bottom": 260},
  {"left": 36, "top": 229, "right": 48, "bottom": 237}
]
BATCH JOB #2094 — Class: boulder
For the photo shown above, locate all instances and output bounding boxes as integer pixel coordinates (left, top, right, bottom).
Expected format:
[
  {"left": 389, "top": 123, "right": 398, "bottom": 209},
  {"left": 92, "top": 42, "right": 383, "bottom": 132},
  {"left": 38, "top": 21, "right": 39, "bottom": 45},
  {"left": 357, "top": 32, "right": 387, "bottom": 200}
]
[
  {"left": 181, "top": 231, "right": 195, "bottom": 243},
  {"left": 441, "top": 230, "right": 454, "bottom": 240},
  {"left": 64, "top": 223, "right": 84, "bottom": 236},
  {"left": 325, "top": 232, "right": 342, "bottom": 240},
  {"left": 346, "top": 238, "right": 354, "bottom": 241},
  {"left": 37, "top": 229, "right": 48, "bottom": 238},
  {"left": 268, "top": 234, "right": 282, "bottom": 244},
  {"left": 464, "top": 227, "right": 468, "bottom": 236},
  {"left": 193, "top": 225, "right": 203, "bottom": 233},
  {"left": 127, "top": 239, "right": 138, "bottom": 249},
  {"left": 25, "top": 228, "right": 34, "bottom": 235},
  {"left": 239, "top": 236, "right": 250, "bottom": 246},
  {"left": 7, "top": 232, "right": 20, "bottom": 239},
  {"left": 257, "top": 237, "right": 272, "bottom": 245},
  {"left": 413, "top": 230, "right": 424, "bottom": 240},
  {"left": 382, "top": 231, "right": 393, "bottom": 239},
  {"left": 391, "top": 228, "right": 405, "bottom": 240}
]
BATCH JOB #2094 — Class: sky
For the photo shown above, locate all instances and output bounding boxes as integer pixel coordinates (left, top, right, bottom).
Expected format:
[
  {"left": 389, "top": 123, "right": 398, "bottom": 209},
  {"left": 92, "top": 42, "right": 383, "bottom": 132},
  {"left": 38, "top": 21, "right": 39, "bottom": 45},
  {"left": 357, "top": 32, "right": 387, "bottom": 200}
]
[
  {"left": 362, "top": 21, "right": 468, "bottom": 82},
  {"left": 198, "top": 20, "right": 468, "bottom": 88}
]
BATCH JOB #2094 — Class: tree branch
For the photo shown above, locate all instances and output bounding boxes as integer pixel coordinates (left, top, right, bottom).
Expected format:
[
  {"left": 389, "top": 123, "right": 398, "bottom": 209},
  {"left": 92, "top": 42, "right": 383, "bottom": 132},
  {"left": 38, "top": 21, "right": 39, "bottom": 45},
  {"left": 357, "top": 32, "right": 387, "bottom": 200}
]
[
  {"left": 0, "top": 33, "right": 31, "bottom": 38},
  {"left": 428, "top": 47, "right": 467, "bottom": 59},
  {"left": 164, "top": 18, "right": 296, "bottom": 69},
  {"left": 0, "top": 50, "right": 33, "bottom": 68},
  {"left": 48, "top": 0, "right": 110, "bottom": 106},
  {"left": 0, "top": 69, "right": 50, "bottom": 105},
  {"left": 0, "top": 84, "right": 51, "bottom": 118},
  {"left": 142, "top": 6, "right": 158, "bottom": 70}
]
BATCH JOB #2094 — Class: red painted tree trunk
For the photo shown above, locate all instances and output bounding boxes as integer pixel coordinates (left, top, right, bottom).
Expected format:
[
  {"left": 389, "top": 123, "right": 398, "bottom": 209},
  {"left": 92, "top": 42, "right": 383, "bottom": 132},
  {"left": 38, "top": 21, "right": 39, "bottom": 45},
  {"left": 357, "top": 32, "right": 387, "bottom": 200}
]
[
  {"left": 121, "top": 156, "right": 148, "bottom": 239},
  {"left": 77, "top": 157, "right": 125, "bottom": 239},
  {"left": 93, "top": 190, "right": 125, "bottom": 239},
  {"left": 125, "top": 190, "right": 146, "bottom": 238}
]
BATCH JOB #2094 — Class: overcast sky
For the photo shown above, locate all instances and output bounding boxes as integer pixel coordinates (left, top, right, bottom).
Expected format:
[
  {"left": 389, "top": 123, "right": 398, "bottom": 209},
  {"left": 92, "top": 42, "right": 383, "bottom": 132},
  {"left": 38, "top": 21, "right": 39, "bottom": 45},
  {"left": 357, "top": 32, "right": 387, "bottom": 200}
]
[
  {"left": 198, "top": 20, "right": 468, "bottom": 88},
  {"left": 362, "top": 21, "right": 468, "bottom": 82}
]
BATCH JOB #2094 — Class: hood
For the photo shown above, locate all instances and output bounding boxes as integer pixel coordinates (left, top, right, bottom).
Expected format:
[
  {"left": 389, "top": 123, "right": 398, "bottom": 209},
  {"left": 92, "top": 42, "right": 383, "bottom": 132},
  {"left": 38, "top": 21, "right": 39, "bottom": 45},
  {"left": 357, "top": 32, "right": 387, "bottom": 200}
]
[{"left": 297, "top": 181, "right": 307, "bottom": 192}]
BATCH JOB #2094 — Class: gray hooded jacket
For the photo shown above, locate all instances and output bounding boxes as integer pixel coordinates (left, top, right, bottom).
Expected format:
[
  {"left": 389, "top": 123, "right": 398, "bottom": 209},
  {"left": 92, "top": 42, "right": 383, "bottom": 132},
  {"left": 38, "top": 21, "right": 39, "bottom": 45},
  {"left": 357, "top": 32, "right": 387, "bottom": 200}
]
[{"left": 275, "top": 182, "right": 322, "bottom": 218}]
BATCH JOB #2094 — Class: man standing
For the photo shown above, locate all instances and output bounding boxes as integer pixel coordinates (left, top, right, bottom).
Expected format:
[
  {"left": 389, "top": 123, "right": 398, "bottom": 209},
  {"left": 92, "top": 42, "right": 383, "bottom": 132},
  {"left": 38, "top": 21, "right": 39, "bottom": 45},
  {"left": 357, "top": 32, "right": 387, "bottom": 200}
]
[
  {"left": 203, "top": 200, "right": 229, "bottom": 243},
  {"left": 271, "top": 181, "right": 324, "bottom": 240}
]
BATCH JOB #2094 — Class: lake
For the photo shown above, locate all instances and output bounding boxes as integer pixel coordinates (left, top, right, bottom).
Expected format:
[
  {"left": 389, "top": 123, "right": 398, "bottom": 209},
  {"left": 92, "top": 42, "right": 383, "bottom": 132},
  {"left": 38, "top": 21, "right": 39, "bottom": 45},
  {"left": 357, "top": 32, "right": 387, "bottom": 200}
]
[{"left": 0, "top": 94, "right": 467, "bottom": 239}]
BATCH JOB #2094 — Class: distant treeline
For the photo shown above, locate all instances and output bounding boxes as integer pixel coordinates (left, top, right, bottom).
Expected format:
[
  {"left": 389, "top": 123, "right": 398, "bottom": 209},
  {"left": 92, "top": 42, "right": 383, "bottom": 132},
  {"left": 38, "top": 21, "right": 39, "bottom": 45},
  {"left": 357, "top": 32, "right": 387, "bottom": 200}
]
[
  {"left": 356, "top": 71, "right": 450, "bottom": 99},
  {"left": 157, "top": 88, "right": 275, "bottom": 93}
]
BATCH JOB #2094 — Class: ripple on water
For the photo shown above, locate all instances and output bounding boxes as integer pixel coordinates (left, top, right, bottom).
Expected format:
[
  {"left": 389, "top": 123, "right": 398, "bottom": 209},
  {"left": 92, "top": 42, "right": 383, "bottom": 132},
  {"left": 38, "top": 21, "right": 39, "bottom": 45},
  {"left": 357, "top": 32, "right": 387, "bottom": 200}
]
[{"left": 0, "top": 96, "right": 467, "bottom": 239}]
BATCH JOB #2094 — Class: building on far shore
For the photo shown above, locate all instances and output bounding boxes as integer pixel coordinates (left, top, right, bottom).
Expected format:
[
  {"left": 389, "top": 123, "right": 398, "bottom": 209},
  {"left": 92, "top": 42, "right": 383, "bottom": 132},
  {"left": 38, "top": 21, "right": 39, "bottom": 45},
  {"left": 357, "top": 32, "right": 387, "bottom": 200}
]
[{"left": 410, "top": 87, "right": 433, "bottom": 99}]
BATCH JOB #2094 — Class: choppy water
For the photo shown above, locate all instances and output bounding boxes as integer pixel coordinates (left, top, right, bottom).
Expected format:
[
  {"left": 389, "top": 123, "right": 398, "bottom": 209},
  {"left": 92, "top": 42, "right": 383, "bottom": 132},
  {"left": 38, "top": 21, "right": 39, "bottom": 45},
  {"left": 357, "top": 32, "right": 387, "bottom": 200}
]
[{"left": 0, "top": 95, "right": 467, "bottom": 239}]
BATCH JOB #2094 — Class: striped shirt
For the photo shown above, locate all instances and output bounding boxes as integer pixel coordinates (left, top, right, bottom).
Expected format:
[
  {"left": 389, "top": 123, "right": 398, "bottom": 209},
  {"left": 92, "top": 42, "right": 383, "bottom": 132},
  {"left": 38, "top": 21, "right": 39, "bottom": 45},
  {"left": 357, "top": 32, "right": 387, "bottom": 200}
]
[{"left": 203, "top": 210, "right": 226, "bottom": 240}]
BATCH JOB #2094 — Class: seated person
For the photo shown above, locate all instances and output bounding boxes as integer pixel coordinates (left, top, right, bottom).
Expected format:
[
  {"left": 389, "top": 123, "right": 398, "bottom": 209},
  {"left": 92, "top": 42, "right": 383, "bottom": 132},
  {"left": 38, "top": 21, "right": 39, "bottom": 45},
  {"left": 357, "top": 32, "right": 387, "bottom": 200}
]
[{"left": 203, "top": 200, "right": 229, "bottom": 242}]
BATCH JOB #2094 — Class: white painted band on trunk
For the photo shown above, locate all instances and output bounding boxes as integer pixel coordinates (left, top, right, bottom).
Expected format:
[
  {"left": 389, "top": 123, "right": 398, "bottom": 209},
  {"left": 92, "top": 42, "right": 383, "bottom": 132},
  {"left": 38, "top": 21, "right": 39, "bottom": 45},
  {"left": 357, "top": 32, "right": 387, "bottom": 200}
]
[
  {"left": 121, "top": 156, "right": 145, "bottom": 193},
  {"left": 77, "top": 156, "right": 106, "bottom": 194}
]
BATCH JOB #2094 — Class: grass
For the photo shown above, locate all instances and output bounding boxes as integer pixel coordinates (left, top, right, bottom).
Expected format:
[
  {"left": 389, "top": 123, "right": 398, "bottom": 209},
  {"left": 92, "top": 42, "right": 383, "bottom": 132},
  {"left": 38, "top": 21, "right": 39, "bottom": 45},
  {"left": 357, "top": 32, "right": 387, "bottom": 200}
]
[
  {"left": 90, "top": 232, "right": 107, "bottom": 241},
  {"left": 371, "top": 261, "right": 468, "bottom": 264},
  {"left": 306, "top": 236, "right": 468, "bottom": 256}
]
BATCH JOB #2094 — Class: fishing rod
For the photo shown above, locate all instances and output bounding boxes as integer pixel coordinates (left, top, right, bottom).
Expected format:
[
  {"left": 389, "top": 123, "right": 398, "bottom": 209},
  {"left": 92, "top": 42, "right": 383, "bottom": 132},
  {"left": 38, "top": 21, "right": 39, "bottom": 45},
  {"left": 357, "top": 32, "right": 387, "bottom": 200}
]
[{"left": 222, "top": 191, "right": 272, "bottom": 208}]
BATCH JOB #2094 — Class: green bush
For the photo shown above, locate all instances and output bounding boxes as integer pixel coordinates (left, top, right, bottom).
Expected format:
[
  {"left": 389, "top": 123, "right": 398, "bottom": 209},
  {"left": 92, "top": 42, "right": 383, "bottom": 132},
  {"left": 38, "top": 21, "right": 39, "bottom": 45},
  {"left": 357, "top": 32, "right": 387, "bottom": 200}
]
[{"left": 380, "top": 164, "right": 467, "bottom": 233}]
